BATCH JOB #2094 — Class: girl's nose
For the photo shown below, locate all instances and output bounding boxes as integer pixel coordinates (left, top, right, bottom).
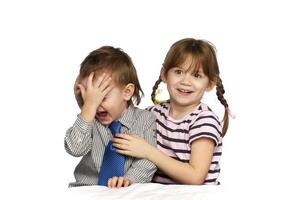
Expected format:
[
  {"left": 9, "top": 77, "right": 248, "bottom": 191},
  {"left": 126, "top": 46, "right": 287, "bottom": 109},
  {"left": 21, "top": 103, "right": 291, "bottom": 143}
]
[{"left": 180, "top": 74, "right": 191, "bottom": 85}]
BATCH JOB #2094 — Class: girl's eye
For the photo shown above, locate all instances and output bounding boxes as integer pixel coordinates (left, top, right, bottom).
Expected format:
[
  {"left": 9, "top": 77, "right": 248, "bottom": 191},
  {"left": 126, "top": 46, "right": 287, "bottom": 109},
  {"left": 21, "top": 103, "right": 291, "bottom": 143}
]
[
  {"left": 174, "top": 69, "right": 183, "bottom": 75},
  {"left": 194, "top": 73, "right": 202, "bottom": 78}
]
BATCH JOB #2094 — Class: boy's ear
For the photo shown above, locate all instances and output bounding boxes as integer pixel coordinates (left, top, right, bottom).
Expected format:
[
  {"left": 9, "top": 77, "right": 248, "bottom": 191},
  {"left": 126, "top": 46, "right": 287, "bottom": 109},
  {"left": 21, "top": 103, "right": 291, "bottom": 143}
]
[
  {"left": 206, "top": 79, "right": 217, "bottom": 92},
  {"left": 123, "top": 83, "right": 135, "bottom": 101},
  {"left": 160, "top": 67, "right": 167, "bottom": 83}
]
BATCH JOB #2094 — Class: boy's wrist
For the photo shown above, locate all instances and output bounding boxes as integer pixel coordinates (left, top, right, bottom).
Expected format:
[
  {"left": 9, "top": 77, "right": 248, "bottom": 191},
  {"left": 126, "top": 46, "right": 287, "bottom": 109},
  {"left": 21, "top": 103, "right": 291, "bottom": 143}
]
[{"left": 80, "top": 104, "right": 97, "bottom": 123}]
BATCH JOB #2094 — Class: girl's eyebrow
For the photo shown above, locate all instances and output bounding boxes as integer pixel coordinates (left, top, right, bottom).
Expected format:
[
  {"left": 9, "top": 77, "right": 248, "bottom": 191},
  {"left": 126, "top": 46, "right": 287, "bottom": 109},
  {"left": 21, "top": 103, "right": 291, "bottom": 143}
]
[{"left": 194, "top": 68, "right": 205, "bottom": 74}]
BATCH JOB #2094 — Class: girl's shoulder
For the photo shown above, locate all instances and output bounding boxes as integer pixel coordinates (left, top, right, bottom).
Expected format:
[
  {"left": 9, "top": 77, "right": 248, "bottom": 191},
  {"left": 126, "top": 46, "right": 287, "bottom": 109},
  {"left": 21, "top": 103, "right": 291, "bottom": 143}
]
[
  {"left": 189, "top": 103, "right": 223, "bottom": 144},
  {"left": 194, "top": 102, "right": 218, "bottom": 115},
  {"left": 190, "top": 103, "right": 221, "bottom": 126}
]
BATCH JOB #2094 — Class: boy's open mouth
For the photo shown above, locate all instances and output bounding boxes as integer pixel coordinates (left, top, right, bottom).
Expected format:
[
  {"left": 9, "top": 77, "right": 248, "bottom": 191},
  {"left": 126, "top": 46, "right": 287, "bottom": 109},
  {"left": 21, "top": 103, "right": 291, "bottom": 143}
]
[{"left": 97, "top": 111, "right": 108, "bottom": 118}]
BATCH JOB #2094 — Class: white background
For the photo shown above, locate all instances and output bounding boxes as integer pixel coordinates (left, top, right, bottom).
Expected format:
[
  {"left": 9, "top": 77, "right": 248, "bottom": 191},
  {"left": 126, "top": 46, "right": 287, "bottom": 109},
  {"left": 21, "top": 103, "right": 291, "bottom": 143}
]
[{"left": 0, "top": 0, "right": 300, "bottom": 199}]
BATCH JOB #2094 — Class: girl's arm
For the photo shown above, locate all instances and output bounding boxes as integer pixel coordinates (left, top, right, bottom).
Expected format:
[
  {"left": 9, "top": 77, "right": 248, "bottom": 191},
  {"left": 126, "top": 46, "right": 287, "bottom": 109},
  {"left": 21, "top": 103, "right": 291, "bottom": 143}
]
[{"left": 113, "top": 134, "right": 215, "bottom": 184}]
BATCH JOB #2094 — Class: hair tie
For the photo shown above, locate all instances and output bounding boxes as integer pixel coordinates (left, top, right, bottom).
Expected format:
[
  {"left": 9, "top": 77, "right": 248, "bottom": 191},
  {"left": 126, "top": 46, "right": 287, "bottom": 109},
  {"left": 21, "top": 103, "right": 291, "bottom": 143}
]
[
  {"left": 154, "top": 85, "right": 169, "bottom": 104},
  {"left": 226, "top": 107, "right": 236, "bottom": 119},
  {"left": 154, "top": 89, "right": 164, "bottom": 104}
]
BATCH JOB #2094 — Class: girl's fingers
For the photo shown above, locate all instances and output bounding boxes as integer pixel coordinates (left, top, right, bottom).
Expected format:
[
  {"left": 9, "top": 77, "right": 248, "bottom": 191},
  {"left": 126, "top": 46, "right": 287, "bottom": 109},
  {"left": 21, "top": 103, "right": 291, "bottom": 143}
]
[
  {"left": 115, "top": 133, "right": 132, "bottom": 140},
  {"left": 112, "top": 136, "right": 130, "bottom": 144},
  {"left": 115, "top": 149, "right": 131, "bottom": 156},
  {"left": 112, "top": 142, "right": 126, "bottom": 150}
]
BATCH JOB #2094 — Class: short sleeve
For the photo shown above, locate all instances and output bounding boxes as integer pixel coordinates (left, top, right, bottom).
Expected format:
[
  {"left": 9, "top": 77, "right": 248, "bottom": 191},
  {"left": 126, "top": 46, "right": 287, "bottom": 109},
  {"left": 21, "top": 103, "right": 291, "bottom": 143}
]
[{"left": 188, "top": 111, "right": 222, "bottom": 146}]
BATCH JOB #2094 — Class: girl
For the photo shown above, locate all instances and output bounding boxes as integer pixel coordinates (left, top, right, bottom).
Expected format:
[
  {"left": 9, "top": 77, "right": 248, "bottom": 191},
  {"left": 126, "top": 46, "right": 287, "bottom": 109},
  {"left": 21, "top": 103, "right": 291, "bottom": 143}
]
[{"left": 112, "top": 38, "right": 230, "bottom": 185}]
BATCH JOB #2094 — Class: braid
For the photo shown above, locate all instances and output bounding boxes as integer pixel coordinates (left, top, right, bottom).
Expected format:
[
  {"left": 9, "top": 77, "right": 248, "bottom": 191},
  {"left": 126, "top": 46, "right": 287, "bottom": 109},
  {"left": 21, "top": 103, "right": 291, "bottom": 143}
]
[
  {"left": 151, "top": 77, "right": 162, "bottom": 104},
  {"left": 216, "top": 77, "right": 229, "bottom": 137}
]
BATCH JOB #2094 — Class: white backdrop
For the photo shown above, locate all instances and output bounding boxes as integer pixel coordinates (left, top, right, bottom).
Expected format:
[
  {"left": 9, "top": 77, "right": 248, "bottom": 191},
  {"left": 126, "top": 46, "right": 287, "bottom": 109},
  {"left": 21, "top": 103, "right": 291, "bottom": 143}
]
[{"left": 0, "top": 0, "right": 300, "bottom": 199}]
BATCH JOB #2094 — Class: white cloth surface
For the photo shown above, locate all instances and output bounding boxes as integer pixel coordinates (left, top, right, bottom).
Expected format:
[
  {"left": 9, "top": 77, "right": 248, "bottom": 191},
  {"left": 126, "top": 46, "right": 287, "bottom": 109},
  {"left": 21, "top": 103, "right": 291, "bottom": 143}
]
[{"left": 65, "top": 183, "right": 225, "bottom": 200}]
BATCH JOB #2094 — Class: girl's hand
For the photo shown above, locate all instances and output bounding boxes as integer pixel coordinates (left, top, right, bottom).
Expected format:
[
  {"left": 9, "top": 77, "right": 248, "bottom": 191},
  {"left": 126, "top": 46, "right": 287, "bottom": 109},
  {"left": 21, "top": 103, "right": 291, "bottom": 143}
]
[
  {"left": 107, "top": 176, "right": 131, "bottom": 188},
  {"left": 78, "top": 72, "right": 113, "bottom": 122},
  {"left": 112, "top": 134, "right": 152, "bottom": 159}
]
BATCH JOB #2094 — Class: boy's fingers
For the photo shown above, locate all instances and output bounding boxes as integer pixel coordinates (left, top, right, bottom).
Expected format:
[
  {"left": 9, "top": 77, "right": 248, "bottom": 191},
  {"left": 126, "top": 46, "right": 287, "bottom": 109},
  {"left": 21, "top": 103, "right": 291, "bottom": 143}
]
[
  {"left": 117, "top": 177, "right": 124, "bottom": 188},
  {"left": 98, "top": 75, "right": 112, "bottom": 89},
  {"left": 107, "top": 178, "right": 112, "bottom": 188},
  {"left": 101, "top": 83, "right": 114, "bottom": 95},
  {"left": 123, "top": 179, "right": 130, "bottom": 187},
  {"left": 94, "top": 73, "right": 106, "bottom": 88},
  {"left": 87, "top": 72, "right": 94, "bottom": 88},
  {"left": 111, "top": 176, "right": 118, "bottom": 188}
]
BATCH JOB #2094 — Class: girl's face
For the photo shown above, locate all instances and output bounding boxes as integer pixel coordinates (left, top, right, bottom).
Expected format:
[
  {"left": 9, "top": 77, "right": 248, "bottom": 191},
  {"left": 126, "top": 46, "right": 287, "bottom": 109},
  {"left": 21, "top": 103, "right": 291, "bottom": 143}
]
[{"left": 162, "top": 56, "right": 214, "bottom": 110}]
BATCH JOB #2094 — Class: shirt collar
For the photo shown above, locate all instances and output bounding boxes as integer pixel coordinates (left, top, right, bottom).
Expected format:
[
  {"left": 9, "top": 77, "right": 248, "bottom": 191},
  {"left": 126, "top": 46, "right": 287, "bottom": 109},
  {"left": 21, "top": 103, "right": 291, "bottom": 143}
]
[{"left": 118, "top": 105, "right": 135, "bottom": 129}]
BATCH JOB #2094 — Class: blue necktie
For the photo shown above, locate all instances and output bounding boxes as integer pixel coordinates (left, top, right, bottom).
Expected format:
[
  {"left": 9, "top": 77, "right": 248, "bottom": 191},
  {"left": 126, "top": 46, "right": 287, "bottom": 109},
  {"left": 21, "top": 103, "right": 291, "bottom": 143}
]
[{"left": 98, "top": 120, "right": 125, "bottom": 186}]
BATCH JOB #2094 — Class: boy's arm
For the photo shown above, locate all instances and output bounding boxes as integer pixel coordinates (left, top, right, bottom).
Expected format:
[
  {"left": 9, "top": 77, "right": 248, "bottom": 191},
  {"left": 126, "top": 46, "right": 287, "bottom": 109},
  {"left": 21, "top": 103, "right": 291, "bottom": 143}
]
[
  {"left": 66, "top": 72, "right": 113, "bottom": 156},
  {"left": 124, "top": 116, "right": 157, "bottom": 183},
  {"left": 64, "top": 115, "right": 93, "bottom": 157}
]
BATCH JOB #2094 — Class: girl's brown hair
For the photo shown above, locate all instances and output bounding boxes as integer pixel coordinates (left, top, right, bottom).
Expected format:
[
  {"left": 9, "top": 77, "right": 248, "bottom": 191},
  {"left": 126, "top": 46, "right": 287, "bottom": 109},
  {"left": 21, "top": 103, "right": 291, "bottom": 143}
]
[
  {"left": 79, "top": 46, "right": 143, "bottom": 105},
  {"left": 151, "top": 38, "right": 229, "bottom": 136}
]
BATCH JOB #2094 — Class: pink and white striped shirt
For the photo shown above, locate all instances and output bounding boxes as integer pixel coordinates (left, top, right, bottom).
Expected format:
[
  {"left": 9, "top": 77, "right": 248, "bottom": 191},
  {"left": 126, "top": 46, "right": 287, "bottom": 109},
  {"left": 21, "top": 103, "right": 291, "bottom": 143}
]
[{"left": 147, "top": 102, "right": 223, "bottom": 185}]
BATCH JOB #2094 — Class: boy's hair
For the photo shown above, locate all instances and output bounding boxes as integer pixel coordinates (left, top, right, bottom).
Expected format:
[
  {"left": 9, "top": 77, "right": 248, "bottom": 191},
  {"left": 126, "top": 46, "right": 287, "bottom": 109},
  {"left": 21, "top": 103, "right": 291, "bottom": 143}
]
[
  {"left": 151, "top": 38, "right": 229, "bottom": 136},
  {"left": 79, "top": 46, "right": 143, "bottom": 105}
]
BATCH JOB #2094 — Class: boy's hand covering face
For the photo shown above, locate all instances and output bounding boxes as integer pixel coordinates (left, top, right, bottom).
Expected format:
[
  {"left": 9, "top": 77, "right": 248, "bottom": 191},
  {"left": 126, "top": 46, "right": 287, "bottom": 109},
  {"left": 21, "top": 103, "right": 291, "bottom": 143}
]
[{"left": 76, "top": 72, "right": 114, "bottom": 110}]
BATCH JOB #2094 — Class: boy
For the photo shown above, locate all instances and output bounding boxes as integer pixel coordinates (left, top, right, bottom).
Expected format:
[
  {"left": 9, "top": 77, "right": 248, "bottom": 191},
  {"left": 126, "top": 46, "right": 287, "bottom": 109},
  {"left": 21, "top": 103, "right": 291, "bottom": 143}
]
[{"left": 65, "top": 46, "right": 157, "bottom": 187}]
